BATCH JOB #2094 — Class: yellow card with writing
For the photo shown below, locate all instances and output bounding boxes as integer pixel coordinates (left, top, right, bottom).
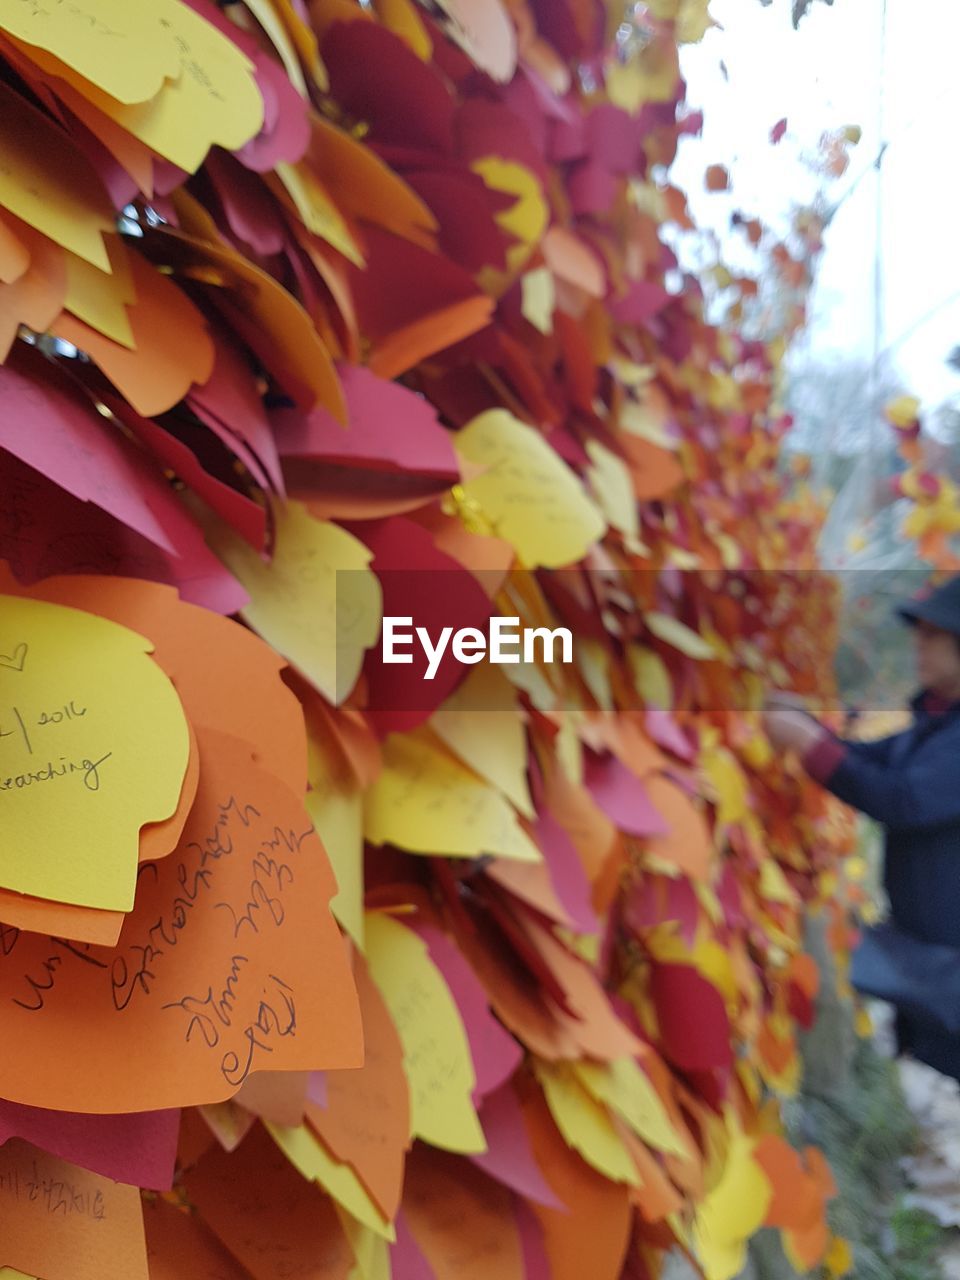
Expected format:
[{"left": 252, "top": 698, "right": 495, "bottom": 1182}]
[
  {"left": 455, "top": 410, "right": 606, "bottom": 568},
  {"left": 56, "top": 0, "right": 264, "bottom": 173},
  {"left": 207, "top": 500, "right": 381, "bottom": 706},
  {"left": 429, "top": 664, "right": 534, "bottom": 819},
  {"left": 364, "top": 727, "right": 540, "bottom": 862},
  {"left": 0, "top": 0, "right": 181, "bottom": 104},
  {"left": 365, "top": 913, "right": 486, "bottom": 1155},
  {"left": 573, "top": 1057, "right": 688, "bottom": 1157},
  {"left": 0, "top": 595, "right": 189, "bottom": 911}
]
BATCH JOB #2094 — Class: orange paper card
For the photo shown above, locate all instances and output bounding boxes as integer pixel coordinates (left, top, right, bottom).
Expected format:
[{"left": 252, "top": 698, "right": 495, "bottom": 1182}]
[
  {"left": 0, "top": 727, "right": 362, "bottom": 1112},
  {"left": 184, "top": 1123, "right": 353, "bottom": 1280},
  {"left": 0, "top": 1138, "right": 147, "bottom": 1280}
]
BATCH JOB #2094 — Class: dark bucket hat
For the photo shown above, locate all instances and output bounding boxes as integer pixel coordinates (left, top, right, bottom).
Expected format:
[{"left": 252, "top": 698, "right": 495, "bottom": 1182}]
[{"left": 898, "top": 575, "right": 960, "bottom": 637}]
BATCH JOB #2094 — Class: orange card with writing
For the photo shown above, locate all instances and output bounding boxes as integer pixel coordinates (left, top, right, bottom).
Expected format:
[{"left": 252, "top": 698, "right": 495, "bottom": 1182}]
[{"left": 0, "top": 727, "right": 362, "bottom": 1111}]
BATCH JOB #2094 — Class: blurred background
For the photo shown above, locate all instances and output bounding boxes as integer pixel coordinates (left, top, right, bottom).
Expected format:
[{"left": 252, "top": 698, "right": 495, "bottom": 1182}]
[{"left": 672, "top": 0, "right": 960, "bottom": 717}]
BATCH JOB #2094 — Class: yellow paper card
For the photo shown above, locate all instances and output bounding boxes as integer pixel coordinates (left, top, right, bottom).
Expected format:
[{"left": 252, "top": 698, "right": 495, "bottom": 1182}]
[
  {"left": 573, "top": 1057, "right": 688, "bottom": 1157},
  {"left": 64, "top": 243, "right": 136, "bottom": 349},
  {"left": 65, "top": 0, "right": 264, "bottom": 173},
  {"left": 273, "top": 163, "right": 364, "bottom": 266},
  {"left": 0, "top": 0, "right": 181, "bottom": 104},
  {"left": 429, "top": 664, "right": 534, "bottom": 819},
  {"left": 340, "top": 1211, "right": 393, "bottom": 1280},
  {"left": 267, "top": 1122, "right": 396, "bottom": 1241},
  {"left": 0, "top": 82, "right": 115, "bottom": 271},
  {"left": 693, "top": 1129, "right": 771, "bottom": 1280},
  {"left": 250, "top": 0, "right": 325, "bottom": 90},
  {"left": 695, "top": 1233, "right": 749, "bottom": 1280},
  {"left": 520, "top": 267, "right": 554, "bottom": 334},
  {"left": 340, "top": 1210, "right": 376, "bottom": 1276},
  {"left": 586, "top": 440, "right": 640, "bottom": 544},
  {"left": 365, "top": 913, "right": 486, "bottom": 1155},
  {"left": 824, "top": 1235, "right": 853, "bottom": 1278},
  {"left": 620, "top": 400, "right": 674, "bottom": 446},
  {"left": 455, "top": 410, "right": 606, "bottom": 568},
  {"left": 645, "top": 612, "right": 717, "bottom": 660},
  {"left": 0, "top": 595, "right": 189, "bottom": 911},
  {"left": 305, "top": 785, "right": 364, "bottom": 950},
  {"left": 700, "top": 741, "right": 748, "bottom": 827},
  {"left": 554, "top": 715, "right": 584, "bottom": 784},
  {"left": 376, "top": 0, "right": 433, "bottom": 60},
  {"left": 501, "top": 651, "right": 561, "bottom": 714},
  {"left": 207, "top": 500, "right": 381, "bottom": 706},
  {"left": 759, "top": 858, "right": 798, "bottom": 906},
  {"left": 610, "top": 357, "right": 655, "bottom": 389},
  {"left": 575, "top": 638, "right": 614, "bottom": 713},
  {"left": 535, "top": 1061, "right": 639, "bottom": 1186},
  {"left": 244, "top": 0, "right": 309, "bottom": 96},
  {"left": 646, "top": 0, "right": 712, "bottom": 42},
  {"left": 364, "top": 728, "right": 540, "bottom": 863},
  {"left": 627, "top": 644, "right": 673, "bottom": 710},
  {"left": 471, "top": 158, "right": 548, "bottom": 278}
]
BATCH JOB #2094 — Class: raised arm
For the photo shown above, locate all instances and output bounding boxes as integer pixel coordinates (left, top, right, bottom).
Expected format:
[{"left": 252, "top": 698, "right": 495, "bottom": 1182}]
[{"left": 764, "top": 704, "right": 960, "bottom": 831}]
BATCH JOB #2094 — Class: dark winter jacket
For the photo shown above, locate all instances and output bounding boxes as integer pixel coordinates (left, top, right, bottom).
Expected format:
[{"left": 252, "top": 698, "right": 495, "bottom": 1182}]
[{"left": 809, "top": 691, "right": 960, "bottom": 1076}]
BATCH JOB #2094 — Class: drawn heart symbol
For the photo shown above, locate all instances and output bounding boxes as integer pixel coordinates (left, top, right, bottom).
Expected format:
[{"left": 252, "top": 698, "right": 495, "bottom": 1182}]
[{"left": 0, "top": 643, "right": 27, "bottom": 673}]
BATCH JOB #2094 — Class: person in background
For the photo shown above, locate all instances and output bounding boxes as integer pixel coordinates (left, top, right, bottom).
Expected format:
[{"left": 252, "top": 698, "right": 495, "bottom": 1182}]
[{"left": 762, "top": 575, "right": 960, "bottom": 1079}]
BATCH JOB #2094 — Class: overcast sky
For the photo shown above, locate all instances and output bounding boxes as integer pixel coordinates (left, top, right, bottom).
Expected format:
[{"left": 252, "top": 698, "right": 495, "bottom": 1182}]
[{"left": 672, "top": 0, "right": 960, "bottom": 416}]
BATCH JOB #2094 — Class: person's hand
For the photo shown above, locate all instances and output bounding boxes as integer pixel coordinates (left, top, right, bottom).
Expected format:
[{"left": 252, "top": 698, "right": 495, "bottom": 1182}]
[{"left": 761, "top": 706, "right": 824, "bottom": 755}]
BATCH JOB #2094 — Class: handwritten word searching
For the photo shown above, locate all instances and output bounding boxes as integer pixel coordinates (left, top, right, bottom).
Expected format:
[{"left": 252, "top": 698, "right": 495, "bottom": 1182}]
[{"left": 382, "top": 616, "right": 573, "bottom": 681}]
